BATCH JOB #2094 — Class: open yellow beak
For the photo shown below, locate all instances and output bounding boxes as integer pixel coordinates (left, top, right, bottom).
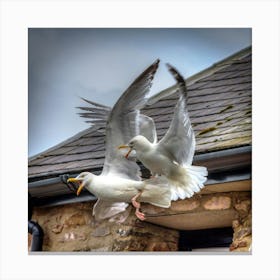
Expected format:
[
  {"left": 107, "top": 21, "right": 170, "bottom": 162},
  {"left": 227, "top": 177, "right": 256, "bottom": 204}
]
[
  {"left": 118, "top": 145, "right": 132, "bottom": 159},
  {"left": 67, "top": 178, "right": 84, "bottom": 196}
]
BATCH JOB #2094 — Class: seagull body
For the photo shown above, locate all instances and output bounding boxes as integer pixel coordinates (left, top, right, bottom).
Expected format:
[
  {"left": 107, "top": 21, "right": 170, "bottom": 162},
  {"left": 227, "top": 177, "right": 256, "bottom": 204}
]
[
  {"left": 122, "top": 64, "right": 208, "bottom": 201},
  {"left": 68, "top": 171, "right": 171, "bottom": 221},
  {"left": 126, "top": 134, "right": 207, "bottom": 200},
  {"left": 67, "top": 59, "right": 172, "bottom": 221},
  {"left": 69, "top": 172, "right": 170, "bottom": 207}
]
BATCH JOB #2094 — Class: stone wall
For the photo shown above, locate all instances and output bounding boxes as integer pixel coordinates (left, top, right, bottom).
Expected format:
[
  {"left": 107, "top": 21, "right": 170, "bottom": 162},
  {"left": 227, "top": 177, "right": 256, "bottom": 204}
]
[
  {"left": 29, "top": 189, "right": 252, "bottom": 252},
  {"left": 30, "top": 202, "right": 179, "bottom": 252},
  {"left": 230, "top": 195, "right": 252, "bottom": 251}
]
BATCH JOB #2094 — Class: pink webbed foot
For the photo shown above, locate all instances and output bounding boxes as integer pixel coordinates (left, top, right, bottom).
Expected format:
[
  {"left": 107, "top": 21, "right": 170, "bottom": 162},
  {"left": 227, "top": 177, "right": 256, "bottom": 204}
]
[
  {"left": 131, "top": 192, "right": 145, "bottom": 220},
  {"left": 135, "top": 208, "right": 146, "bottom": 221},
  {"left": 131, "top": 192, "right": 142, "bottom": 209}
]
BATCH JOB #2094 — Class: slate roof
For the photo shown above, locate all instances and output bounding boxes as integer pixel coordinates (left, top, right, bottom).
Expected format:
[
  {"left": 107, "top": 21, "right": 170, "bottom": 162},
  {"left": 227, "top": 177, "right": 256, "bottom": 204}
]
[{"left": 28, "top": 47, "right": 252, "bottom": 180}]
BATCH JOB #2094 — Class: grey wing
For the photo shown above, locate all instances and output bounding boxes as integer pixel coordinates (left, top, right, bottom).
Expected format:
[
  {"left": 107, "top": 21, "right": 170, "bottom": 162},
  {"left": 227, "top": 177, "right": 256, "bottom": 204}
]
[
  {"left": 92, "top": 199, "right": 129, "bottom": 221},
  {"left": 102, "top": 59, "right": 160, "bottom": 179},
  {"left": 77, "top": 100, "right": 157, "bottom": 144},
  {"left": 158, "top": 64, "right": 195, "bottom": 165},
  {"left": 76, "top": 97, "right": 111, "bottom": 133}
]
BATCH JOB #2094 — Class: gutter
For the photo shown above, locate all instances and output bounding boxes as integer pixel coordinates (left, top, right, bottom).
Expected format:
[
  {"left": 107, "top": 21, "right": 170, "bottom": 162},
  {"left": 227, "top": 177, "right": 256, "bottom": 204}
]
[{"left": 195, "top": 145, "right": 251, "bottom": 173}]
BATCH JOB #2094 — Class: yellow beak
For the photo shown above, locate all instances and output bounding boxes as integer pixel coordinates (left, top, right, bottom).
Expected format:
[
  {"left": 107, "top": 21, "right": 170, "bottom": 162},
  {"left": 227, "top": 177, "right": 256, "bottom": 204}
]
[
  {"left": 67, "top": 178, "right": 84, "bottom": 196},
  {"left": 118, "top": 145, "right": 132, "bottom": 159}
]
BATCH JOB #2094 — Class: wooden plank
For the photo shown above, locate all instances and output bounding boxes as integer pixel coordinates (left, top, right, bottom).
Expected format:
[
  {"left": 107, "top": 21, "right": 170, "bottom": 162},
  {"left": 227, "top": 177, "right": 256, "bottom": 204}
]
[
  {"left": 146, "top": 209, "right": 238, "bottom": 230},
  {"left": 143, "top": 187, "right": 251, "bottom": 230},
  {"left": 201, "top": 180, "right": 251, "bottom": 194}
]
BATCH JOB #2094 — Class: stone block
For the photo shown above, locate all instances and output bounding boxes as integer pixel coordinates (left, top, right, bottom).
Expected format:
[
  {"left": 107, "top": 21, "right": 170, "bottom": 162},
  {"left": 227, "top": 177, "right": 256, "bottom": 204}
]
[
  {"left": 64, "top": 213, "right": 87, "bottom": 227},
  {"left": 170, "top": 199, "right": 200, "bottom": 212},
  {"left": 51, "top": 224, "right": 64, "bottom": 234},
  {"left": 203, "top": 196, "right": 231, "bottom": 210}
]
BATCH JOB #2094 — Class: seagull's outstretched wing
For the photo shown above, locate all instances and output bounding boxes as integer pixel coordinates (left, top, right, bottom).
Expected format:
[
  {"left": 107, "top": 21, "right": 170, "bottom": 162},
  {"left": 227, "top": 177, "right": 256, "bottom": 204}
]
[
  {"left": 76, "top": 98, "right": 111, "bottom": 132},
  {"left": 78, "top": 99, "right": 157, "bottom": 143},
  {"left": 101, "top": 59, "right": 160, "bottom": 179},
  {"left": 158, "top": 64, "right": 195, "bottom": 166}
]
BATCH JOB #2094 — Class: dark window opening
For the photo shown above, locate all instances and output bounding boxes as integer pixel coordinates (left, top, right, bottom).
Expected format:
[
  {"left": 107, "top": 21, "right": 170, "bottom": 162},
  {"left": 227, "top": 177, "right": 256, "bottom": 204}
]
[{"left": 179, "top": 227, "right": 233, "bottom": 251}]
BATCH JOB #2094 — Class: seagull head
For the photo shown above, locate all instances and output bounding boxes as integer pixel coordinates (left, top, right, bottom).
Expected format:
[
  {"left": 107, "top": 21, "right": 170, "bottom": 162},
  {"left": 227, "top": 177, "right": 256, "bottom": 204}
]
[
  {"left": 67, "top": 172, "right": 94, "bottom": 196},
  {"left": 118, "top": 135, "right": 152, "bottom": 158}
]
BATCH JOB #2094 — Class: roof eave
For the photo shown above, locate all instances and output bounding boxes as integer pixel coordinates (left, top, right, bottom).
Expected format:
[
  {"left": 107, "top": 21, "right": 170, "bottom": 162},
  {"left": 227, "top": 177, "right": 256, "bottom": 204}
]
[{"left": 28, "top": 145, "right": 251, "bottom": 206}]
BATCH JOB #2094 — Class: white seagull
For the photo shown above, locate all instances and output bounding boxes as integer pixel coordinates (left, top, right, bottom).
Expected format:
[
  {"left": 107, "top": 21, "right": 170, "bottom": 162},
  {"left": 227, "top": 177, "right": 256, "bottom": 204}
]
[
  {"left": 119, "top": 64, "right": 208, "bottom": 201},
  {"left": 67, "top": 60, "right": 171, "bottom": 221}
]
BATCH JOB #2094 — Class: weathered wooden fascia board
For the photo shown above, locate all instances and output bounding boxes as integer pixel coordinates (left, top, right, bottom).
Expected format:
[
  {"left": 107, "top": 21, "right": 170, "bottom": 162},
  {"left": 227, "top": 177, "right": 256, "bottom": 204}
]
[
  {"left": 144, "top": 190, "right": 251, "bottom": 230},
  {"left": 201, "top": 179, "right": 251, "bottom": 194},
  {"left": 146, "top": 208, "right": 238, "bottom": 231}
]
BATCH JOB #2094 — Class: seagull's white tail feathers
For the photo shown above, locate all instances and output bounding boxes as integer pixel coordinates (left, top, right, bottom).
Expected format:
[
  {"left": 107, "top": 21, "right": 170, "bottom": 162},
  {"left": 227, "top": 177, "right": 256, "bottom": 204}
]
[
  {"left": 140, "top": 177, "right": 171, "bottom": 208},
  {"left": 169, "top": 165, "right": 208, "bottom": 201}
]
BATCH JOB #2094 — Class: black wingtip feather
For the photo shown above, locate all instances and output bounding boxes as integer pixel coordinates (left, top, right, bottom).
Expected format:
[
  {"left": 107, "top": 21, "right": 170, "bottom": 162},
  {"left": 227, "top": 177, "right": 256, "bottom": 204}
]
[
  {"left": 166, "top": 63, "right": 185, "bottom": 84},
  {"left": 166, "top": 63, "right": 188, "bottom": 99}
]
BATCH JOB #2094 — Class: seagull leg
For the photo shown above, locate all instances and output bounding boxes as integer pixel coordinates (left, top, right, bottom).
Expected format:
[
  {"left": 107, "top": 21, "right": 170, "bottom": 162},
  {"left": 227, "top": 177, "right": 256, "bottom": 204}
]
[
  {"left": 135, "top": 208, "right": 146, "bottom": 221},
  {"left": 131, "top": 192, "right": 141, "bottom": 209},
  {"left": 131, "top": 192, "right": 145, "bottom": 220}
]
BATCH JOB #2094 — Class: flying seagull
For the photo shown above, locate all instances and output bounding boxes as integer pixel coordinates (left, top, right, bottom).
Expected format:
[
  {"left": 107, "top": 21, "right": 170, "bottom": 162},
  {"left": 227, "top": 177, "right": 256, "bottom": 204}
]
[
  {"left": 119, "top": 64, "right": 208, "bottom": 201},
  {"left": 67, "top": 59, "right": 171, "bottom": 221}
]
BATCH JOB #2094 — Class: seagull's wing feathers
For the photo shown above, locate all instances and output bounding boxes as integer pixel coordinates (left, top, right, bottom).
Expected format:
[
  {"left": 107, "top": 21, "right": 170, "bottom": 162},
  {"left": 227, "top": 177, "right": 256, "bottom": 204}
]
[
  {"left": 92, "top": 199, "right": 129, "bottom": 221},
  {"left": 158, "top": 64, "right": 195, "bottom": 165},
  {"left": 77, "top": 98, "right": 111, "bottom": 131},
  {"left": 77, "top": 100, "right": 157, "bottom": 144},
  {"left": 102, "top": 60, "right": 160, "bottom": 179}
]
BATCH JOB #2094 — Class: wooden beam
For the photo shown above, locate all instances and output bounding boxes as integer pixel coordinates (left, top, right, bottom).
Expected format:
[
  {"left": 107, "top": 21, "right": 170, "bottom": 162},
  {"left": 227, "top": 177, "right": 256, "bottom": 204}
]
[
  {"left": 146, "top": 209, "right": 238, "bottom": 230},
  {"left": 143, "top": 186, "right": 251, "bottom": 231},
  {"left": 201, "top": 180, "right": 251, "bottom": 194}
]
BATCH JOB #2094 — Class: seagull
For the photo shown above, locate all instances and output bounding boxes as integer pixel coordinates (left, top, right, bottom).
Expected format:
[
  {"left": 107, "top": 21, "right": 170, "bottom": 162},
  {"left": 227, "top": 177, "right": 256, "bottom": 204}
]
[
  {"left": 119, "top": 64, "right": 208, "bottom": 201},
  {"left": 67, "top": 59, "right": 171, "bottom": 221}
]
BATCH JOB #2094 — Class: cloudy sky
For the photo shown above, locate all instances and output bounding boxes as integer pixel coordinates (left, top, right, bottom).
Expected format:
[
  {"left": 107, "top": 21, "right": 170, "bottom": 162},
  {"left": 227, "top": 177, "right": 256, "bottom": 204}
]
[{"left": 28, "top": 28, "right": 251, "bottom": 157}]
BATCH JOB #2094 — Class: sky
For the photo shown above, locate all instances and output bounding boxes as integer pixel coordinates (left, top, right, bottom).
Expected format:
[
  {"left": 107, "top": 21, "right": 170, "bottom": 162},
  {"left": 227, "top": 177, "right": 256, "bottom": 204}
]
[{"left": 28, "top": 28, "right": 251, "bottom": 157}]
